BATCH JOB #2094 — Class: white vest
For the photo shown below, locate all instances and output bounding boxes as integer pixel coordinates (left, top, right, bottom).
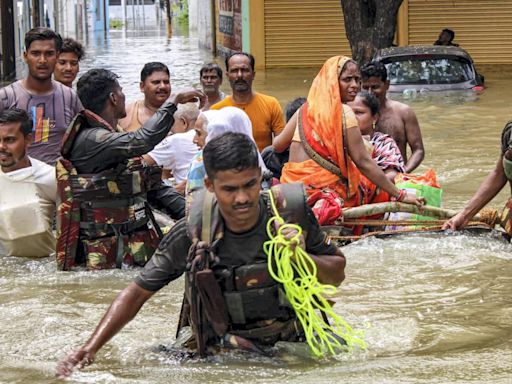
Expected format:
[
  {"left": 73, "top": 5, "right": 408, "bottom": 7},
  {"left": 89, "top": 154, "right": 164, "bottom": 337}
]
[{"left": 0, "top": 159, "right": 56, "bottom": 257}]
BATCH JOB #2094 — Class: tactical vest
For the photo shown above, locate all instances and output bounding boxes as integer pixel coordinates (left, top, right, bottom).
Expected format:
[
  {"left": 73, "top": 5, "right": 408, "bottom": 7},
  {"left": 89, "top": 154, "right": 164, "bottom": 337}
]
[
  {"left": 56, "top": 110, "right": 163, "bottom": 271},
  {"left": 177, "top": 183, "right": 310, "bottom": 356}
]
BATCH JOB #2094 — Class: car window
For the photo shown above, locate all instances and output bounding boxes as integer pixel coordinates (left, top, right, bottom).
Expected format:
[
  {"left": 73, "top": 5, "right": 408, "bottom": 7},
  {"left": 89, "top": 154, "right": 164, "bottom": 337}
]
[{"left": 384, "top": 57, "right": 474, "bottom": 85}]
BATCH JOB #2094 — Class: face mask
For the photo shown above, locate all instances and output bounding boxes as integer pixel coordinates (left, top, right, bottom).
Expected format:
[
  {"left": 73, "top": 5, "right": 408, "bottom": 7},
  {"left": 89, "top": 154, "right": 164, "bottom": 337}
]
[{"left": 503, "top": 156, "right": 512, "bottom": 180}]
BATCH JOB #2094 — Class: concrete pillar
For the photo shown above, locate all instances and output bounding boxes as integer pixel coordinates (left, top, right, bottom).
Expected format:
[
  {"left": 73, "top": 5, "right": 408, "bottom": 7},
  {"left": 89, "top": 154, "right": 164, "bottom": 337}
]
[
  {"left": 1, "top": 0, "right": 16, "bottom": 80},
  {"left": 121, "top": 0, "right": 127, "bottom": 28},
  {"left": 188, "top": 0, "right": 198, "bottom": 30},
  {"left": 197, "top": 0, "right": 214, "bottom": 51}
]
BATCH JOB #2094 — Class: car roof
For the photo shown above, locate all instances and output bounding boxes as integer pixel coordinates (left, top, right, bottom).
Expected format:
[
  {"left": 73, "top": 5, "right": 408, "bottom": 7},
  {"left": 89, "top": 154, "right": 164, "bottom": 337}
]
[{"left": 374, "top": 45, "right": 474, "bottom": 63}]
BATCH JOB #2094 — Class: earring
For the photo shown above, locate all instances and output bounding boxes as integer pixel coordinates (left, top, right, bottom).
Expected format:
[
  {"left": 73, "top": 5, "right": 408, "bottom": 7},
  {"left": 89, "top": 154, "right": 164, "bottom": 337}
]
[{"left": 372, "top": 121, "right": 376, "bottom": 130}]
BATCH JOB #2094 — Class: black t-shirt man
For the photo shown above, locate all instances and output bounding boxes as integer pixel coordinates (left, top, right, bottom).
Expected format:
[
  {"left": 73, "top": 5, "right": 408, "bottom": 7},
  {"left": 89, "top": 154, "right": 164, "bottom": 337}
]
[{"left": 136, "top": 195, "right": 338, "bottom": 291}]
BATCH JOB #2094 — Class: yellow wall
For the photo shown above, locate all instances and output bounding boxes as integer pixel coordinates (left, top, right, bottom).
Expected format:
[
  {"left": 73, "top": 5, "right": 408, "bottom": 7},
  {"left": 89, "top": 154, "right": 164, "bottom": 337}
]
[{"left": 238, "top": 0, "right": 512, "bottom": 68}]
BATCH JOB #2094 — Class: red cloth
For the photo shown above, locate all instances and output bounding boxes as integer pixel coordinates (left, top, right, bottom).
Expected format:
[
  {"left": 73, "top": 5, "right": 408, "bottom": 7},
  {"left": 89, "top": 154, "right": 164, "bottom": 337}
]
[{"left": 307, "top": 190, "right": 343, "bottom": 225}]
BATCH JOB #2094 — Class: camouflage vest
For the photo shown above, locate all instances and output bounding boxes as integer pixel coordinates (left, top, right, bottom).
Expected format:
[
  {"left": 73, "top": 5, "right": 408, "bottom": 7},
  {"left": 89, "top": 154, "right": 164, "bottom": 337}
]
[
  {"left": 177, "top": 183, "right": 309, "bottom": 356},
  {"left": 56, "top": 110, "right": 163, "bottom": 271}
]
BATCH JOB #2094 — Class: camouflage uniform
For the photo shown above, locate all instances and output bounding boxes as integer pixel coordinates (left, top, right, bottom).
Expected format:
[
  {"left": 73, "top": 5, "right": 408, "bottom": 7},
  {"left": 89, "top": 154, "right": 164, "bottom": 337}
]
[{"left": 56, "top": 110, "right": 167, "bottom": 270}]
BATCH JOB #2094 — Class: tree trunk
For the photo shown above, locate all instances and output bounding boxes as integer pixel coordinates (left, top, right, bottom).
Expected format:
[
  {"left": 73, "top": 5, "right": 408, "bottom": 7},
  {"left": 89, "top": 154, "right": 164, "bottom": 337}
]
[{"left": 341, "top": 0, "right": 403, "bottom": 64}]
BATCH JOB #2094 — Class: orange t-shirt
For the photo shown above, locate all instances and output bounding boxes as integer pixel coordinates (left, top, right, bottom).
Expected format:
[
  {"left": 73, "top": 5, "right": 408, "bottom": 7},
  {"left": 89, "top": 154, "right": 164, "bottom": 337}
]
[{"left": 211, "top": 92, "right": 285, "bottom": 151}]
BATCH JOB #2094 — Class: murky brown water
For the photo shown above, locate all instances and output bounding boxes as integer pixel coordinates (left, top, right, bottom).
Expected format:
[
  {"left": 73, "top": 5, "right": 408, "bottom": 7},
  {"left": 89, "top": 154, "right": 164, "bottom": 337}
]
[{"left": 1, "top": 24, "right": 512, "bottom": 383}]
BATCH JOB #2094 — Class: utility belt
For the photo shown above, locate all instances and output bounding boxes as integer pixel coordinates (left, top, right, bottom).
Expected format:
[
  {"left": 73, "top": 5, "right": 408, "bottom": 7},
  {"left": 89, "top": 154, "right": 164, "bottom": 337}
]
[
  {"left": 221, "top": 263, "right": 293, "bottom": 326},
  {"left": 188, "top": 262, "right": 298, "bottom": 346},
  {"left": 78, "top": 195, "right": 161, "bottom": 270}
]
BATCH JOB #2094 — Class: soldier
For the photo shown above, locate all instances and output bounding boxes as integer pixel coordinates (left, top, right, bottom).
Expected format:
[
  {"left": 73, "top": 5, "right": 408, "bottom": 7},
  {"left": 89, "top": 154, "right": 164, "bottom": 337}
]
[
  {"left": 55, "top": 68, "right": 205, "bottom": 270},
  {"left": 56, "top": 132, "right": 346, "bottom": 377}
]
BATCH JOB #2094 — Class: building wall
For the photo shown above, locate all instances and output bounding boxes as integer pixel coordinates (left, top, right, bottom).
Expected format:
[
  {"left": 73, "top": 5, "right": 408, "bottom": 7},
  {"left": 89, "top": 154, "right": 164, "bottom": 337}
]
[
  {"left": 237, "top": 0, "right": 512, "bottom": 69},
  {"left": 197, "top": 0, "right": 215, "bottom": 51},
  {"left": 215, "top": 0, "right": 242, "bottom": 57},
  {"left": 405, "top": 0, "right": 512, "bottom": 65}
]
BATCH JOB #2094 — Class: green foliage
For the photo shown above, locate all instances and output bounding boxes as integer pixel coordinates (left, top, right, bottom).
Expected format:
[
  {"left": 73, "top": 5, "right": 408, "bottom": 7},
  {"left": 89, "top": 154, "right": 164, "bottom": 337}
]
[
  {"left": 171, "top": 0, "right": 189, "bottom": 24},
  {"left": 110, "top": 18, "right": 123, "bottom": 29}
]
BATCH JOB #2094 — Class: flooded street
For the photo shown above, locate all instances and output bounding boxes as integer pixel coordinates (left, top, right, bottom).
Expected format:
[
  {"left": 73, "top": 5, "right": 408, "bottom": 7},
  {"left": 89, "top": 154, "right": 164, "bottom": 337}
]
[{"left": 1, "top": 24, "right": 512, "bottom": 383}]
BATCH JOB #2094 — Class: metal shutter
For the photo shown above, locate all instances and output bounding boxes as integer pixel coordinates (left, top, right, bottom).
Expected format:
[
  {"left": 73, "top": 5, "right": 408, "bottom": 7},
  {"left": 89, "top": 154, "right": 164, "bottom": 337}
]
[
  {"left": 264, "top": 0, "right": 351, "bottom": 68},
  {"left": 408, "top": 0, "right": 512, "bottom": 64}
]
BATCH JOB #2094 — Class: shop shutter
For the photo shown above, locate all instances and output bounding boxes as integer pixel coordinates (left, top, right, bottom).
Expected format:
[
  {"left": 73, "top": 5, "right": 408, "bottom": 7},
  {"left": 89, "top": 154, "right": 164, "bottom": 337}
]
[
  {"left": 408, "top": 0, "right": 512, "bottom": 64},
  {"left": 264, "top": 0, "right": 351, "bottom": 68}
]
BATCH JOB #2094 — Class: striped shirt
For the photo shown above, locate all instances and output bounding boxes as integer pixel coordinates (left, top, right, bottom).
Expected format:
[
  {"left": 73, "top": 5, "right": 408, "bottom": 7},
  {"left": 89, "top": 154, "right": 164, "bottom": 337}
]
[{"left": 0, "top": 80, "right": 83, "bottom": 165}]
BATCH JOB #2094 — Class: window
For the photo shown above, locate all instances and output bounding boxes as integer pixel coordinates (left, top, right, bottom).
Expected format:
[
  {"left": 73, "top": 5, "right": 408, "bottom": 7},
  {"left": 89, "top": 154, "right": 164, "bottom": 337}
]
[{"left": 384, "top": 56, "right": 474, "bottom": 85}]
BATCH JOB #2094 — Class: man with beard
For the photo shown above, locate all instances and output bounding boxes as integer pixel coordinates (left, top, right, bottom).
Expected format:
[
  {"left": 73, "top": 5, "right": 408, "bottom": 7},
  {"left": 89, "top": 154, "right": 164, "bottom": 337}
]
[
  {"left": 210, "top": 52, "right": 285, "bottom": 151},
  {"left": 55, "top": 68, "right": 205, "bottom": 270},
  {"left": 199, "top": 62, "right": 225, "bottom": 110},
  {"left": 54, "top": 37, "right": 85, "bottom": 88},
  {"left": 119, "top": 62, "right": 172, "bottom": 132},
  {"left": 0, "top": 108, "right": 56, "bottom": 257},
  {"left": 0, "top": 27, "right": 83, "bottom": 165}
]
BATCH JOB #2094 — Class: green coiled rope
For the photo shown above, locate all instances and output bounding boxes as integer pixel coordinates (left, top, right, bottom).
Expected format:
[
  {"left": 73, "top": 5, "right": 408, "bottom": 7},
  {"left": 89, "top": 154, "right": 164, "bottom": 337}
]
[{"left": 263, "top": 191, "right": 367, "bottom": 357}]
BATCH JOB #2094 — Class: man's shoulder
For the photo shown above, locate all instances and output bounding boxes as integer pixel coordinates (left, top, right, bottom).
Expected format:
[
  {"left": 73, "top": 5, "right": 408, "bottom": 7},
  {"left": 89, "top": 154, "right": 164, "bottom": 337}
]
[
  {"left": 254, "top": 92, "right": 280, "bottom": 106},
  {"left": 29, "top": 157, "right": 55, "bottom": 172},
  {"left": 125, "top": 99, "right": 142, "bottom": 110},
  {"left": 158, "top": 218, "right": 191, "bottom": 249},
  {"left": 153, "top": 131, "right": 185, "bottom": 152},
  {"left": 29, "top": 157, "right": 57, "bottom": 186},
  {"left": 51, "top": 80, "right": 77, "bottom": 97},
  {"left": 387, "top": 98, "right": 413, "bottom": 114},
  {"left": 172, "top": 130, "right": 197, "bottom": 145},
  {"left": 0, "top": 80, "right": 24, "bottom": 102},
  {"left": 211, "top": 96, "right": 234, "bottom": 110}
]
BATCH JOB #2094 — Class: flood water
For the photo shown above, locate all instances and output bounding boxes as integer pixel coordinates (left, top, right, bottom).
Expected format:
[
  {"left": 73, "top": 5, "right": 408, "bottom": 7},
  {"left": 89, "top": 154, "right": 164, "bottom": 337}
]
[{"left": 1, "top": 23, "right": 512, "bottom": 383}]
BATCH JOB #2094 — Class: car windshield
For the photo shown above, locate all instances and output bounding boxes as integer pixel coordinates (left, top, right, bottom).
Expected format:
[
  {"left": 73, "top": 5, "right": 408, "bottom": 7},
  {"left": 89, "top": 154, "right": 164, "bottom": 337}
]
[{"left": 383, "top": 56, "right": 474, "bottom": 85}]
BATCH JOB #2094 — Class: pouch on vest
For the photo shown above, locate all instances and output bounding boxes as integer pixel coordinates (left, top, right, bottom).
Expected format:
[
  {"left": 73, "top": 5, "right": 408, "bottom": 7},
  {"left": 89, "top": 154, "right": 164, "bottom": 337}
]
[{"left": 83, "top": 228, "right": 161, "bottom": 270}]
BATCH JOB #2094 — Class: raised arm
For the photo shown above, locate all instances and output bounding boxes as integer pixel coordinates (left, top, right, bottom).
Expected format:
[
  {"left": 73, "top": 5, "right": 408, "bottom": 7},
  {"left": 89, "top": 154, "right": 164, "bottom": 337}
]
[
  {"left": 56, "top": 282, "right": 155, "bottom": 379},
  {"left": 443, "top": 157, "right": 508, "bottom": 230},
  {"left": 71, "top": 90, "right": 205, "bottom": 172},
  {"left": 403, "top": 106, "right": 424, "bottom": 173},
  {"left": 273, "top": 109, "right": 298, "bottom": 153}
]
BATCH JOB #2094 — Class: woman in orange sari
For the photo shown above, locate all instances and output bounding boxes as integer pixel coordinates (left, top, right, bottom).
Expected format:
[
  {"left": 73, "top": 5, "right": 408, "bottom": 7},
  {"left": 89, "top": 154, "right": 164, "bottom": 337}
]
[{"left": 281, "top": 56, "right": 423, "bottom": 220}]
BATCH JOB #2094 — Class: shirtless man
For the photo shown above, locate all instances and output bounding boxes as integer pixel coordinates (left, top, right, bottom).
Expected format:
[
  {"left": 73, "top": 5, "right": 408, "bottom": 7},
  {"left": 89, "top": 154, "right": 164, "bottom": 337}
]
[
  {"left": 361, "top": 61, "right": 424, "bottom": 173},
  {"left": 119, "top": 62, "right": 171, "bottom": 131}
]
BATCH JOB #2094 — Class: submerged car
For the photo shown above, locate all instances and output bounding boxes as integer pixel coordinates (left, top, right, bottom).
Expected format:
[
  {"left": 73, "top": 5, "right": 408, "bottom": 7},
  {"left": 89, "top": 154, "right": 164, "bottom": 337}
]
[{"left": 373, "top": 45, "right": 484, "bottom": 93}]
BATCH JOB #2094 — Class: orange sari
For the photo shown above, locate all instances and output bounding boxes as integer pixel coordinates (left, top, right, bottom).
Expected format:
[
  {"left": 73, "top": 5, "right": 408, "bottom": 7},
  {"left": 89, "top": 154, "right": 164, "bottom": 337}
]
[{"left": 281, "top": 55, "right": 389, "bottom": 208}]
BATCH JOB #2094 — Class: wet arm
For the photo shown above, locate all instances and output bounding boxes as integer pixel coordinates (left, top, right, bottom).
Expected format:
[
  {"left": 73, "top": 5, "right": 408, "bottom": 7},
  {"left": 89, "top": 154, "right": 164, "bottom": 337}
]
[
  {"left": 82, "top": 282, "right": 154, "bottom": 353},
  {"left": 142, "top": 153, "right": 157, "bottom": 166},
  {"left": 403, "top": 107, "right": 424, "bottom": 173},
  {"left": 455, "top": 157, "right": 507, "bottom": 222},
  {"left": 56, "top": 282, "right": 154, "bottom": 378},
  {"left": 101, "top": 101, "right": 177, "bottom": 160},
  {"left": 273, "top": 110, "right": 298, "bottom": 153},
  {"left": 310, "top": 248, "right": 346, "bottom": 286}
]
